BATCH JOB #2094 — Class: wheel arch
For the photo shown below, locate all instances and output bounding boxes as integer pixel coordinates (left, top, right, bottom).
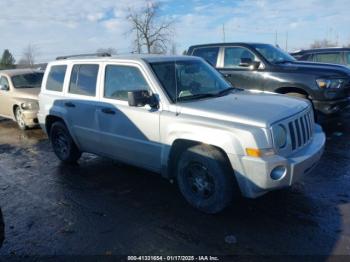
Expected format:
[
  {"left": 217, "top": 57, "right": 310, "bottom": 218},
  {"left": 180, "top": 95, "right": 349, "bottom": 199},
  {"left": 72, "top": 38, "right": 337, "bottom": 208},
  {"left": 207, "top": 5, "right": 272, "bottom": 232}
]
[{"left": 274, "top": 86, "right": 310, "bottom": 97}]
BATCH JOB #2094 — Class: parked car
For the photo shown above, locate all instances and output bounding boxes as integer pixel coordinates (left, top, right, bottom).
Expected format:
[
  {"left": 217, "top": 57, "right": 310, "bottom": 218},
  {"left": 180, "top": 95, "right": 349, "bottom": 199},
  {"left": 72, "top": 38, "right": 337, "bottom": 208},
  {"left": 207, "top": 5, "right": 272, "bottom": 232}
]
[
  {"left": 0, "top": 69, "right": 44, "bottom": 130},
  {"left": 290, "top": 47, "right": 350, "bottom": 67},
  {"left": 187, "top": 43, "right": 350, "bottom": 116},
  {"left": 38, "top": 54, "right": 325, "bottom": 213}
]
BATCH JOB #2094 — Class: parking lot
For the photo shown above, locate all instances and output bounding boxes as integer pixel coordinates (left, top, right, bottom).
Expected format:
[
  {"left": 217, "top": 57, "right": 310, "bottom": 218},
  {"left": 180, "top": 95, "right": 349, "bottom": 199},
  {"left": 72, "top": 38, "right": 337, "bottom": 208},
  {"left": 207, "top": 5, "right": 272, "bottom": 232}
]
[{"left": 0, "top": 110, "right": 349, "bottom": 258}]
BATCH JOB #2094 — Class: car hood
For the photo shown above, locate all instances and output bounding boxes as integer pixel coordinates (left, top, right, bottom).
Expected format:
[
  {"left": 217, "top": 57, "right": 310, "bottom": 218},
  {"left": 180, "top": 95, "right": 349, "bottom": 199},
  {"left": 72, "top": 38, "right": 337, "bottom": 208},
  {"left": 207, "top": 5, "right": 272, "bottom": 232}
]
[
  {"left": 12, "top": 87, "right": 40, "bottom": 100},
  {"left": 178, "top": 91, "right": 310, "bottom": 128},
  {"left": 278, "top": 61, "right": 350, "bottom": 78}
]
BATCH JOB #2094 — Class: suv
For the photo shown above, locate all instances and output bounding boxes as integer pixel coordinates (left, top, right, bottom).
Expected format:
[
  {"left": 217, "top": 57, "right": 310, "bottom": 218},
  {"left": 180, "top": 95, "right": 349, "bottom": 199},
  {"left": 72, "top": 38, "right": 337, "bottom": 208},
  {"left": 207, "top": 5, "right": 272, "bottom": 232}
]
[
  {"left": 0, "top": 69, "right": 44, "bottom": 129},
  {"left": 290, "top": 47, "right": 350, "bottom": 67},
  {"left": 39, "top": 54, "right": 325, "bottom": 213},
  {"left": 187, "top": 43, "right": 350, "bottom": 116}
]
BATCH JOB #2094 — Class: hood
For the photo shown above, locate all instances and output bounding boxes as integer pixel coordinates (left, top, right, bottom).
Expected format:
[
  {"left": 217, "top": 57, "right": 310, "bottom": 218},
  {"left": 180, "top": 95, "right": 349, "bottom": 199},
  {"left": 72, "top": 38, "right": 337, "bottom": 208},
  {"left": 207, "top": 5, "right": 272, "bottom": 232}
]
[
  {"left": 12, "top": 87, "right": 40, "bottom": 100},
  {"left": 178, "top": 91, "right": 310, "bottom": 128},
  {"left": 278, "top": 61, "right": 350, "bottom": 78}
]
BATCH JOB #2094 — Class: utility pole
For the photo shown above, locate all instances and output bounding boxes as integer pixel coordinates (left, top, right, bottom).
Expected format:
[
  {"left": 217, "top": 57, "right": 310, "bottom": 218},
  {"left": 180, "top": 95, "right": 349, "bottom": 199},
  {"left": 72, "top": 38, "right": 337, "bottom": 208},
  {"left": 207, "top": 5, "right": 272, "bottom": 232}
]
[
  {"left": 285, "top": 31, "right": 288, "bottom": 51},
  {"left": 136, "top": 30, "right": 141, "bottom": 54},
  {"left": 222, "top": 24, "right": 226, "bottom": 43},
  {"left": 275, "top": 30, "right": 278, "bottom": 46}
]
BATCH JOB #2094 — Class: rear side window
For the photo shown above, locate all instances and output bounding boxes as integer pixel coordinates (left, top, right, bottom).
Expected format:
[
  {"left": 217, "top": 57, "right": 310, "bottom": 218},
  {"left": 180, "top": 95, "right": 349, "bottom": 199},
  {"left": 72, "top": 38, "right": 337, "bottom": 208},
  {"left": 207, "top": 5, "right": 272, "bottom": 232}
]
[
  {"left": 300, "top": 54, "right": 313, "bottom": 61},
  {"left": 104, "top": 65, "right": 149, "bottom": 101},
  {"left": 46, "top": 65, "right": 67, "bottom": 92},
  {"left": 69, "top": 64, "right": 99, "bottom": 96},
  {"left": 314, "top": 52, "right": 341, "bottom": 64},
  {"left": 192, "top": 47, "right": 219, "bottom": 66}
]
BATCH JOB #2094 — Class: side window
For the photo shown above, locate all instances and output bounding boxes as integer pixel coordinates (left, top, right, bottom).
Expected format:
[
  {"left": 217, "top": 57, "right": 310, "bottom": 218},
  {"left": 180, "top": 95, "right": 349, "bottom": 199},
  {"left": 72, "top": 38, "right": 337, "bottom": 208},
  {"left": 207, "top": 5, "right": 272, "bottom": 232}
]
[
  {"left": 69, "top": 64, "right": 99, "bottom": 96},
  {"left": 0, "top": 76, "right": 9, "bottom": 88},
  {"left": 345, "top": 52, "right": 350, "bottom": 66},
  {"left": 300, "top": 54, "right": 313, "bottom": 61},
  {"left": 192, "top": 47, "right": 219, "bottom": 66},
  {"left": 224, "top": 47, "right": 257, "bottom": 68},
  {"left": 46, "top": 65, "right": 67, "bottom": 92},
  {"left": 314, "top": 52, "right": 341, "bottom": 64},
  {"left": 104, "top": 65, "right": 149, "bottom": 101}
]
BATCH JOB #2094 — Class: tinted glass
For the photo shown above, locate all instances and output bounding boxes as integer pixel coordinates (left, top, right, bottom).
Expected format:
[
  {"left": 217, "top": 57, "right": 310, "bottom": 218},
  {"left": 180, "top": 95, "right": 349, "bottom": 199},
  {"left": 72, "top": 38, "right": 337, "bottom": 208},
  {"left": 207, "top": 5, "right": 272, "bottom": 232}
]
[
  {"left": 0, "top": 76, "right": 9, "bottom": 87},
  {"left": 314, "top": 52, "right": 341, "bottom": 64},
  {"left": 69, "top": 64, "right": 99, "bottom": 96},
  {"left": 224, "top": 47, "right": 257, "bottom": 68},
  {"left": 104, "top": 65, "right": 149, "bottom": 100},
  {"left": 151, "top": 59, "right": 232, "bottom": 102},
  {"left": 192, "top": 47, "right": 219, "bottom": 66},
  {"left": 46, "top": 65, "right": 67, "bottom": 92},
  {"left": 346, "top": 52, "right": 350, "bottom": 66},
  {"left": 252, "top": 44, "right": 296, "bottom": 63},
  {"left": 11, "top": 73, "right": 43, "bottom": 88}
]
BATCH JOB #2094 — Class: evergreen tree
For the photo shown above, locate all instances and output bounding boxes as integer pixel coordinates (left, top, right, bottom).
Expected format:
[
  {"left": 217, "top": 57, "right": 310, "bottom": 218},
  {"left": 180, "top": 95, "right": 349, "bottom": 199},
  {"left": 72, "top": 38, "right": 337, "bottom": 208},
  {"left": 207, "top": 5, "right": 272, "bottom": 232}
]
[{"left": 0, "top": 49, "right": 16, "bottom": 69}]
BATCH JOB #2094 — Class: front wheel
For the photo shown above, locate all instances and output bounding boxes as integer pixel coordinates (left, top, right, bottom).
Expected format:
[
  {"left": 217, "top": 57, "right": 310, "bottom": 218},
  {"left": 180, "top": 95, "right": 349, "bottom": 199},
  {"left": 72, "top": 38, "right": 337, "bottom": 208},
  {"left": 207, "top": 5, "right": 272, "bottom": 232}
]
[
  {"left": 50, "top": 121, "right": 81, "bottom": 164},
  {"left": 176, "top": 145, "right": 236, "bottom": 214},
  {"left": 15, "top": 107, "right": 27, "bottom": 130}
]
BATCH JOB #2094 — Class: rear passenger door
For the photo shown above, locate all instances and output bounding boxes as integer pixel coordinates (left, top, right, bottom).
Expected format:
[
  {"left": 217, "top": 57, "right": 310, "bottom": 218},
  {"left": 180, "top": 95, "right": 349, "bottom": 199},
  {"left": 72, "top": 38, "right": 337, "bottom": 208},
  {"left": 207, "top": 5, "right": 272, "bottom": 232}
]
[
  {"left": 97, "top": 63, "right": 161, "bottom": 172},
  {"left": 64, "top": 63, "right": 102, "bottom": 153}
]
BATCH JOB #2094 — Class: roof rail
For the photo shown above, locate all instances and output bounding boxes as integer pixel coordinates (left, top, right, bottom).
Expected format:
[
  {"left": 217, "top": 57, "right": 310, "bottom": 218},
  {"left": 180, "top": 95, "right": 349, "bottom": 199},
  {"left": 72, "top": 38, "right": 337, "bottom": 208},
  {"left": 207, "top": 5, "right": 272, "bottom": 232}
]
[{"left": 56, "top": 52, "right": 111, "bottom": 60}]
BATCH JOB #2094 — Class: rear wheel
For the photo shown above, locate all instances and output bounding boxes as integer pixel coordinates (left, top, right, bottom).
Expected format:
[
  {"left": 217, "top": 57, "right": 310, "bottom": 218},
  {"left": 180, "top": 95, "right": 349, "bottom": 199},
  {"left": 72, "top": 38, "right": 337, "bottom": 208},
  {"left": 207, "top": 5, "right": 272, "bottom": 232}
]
[
  {"left": 50, "top": 121, "right": 81, "bottom": 164},
  {"left": 15, "top": 107, "right": 27, "bottom": 130},
  {"left": 176, "top": 144, "right": 236, "bottom": 214}
]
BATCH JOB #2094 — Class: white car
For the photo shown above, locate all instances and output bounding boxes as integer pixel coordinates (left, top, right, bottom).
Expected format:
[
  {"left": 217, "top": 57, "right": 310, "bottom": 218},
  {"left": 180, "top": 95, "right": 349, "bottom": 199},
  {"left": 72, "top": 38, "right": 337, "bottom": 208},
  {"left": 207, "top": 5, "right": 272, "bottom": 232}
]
[{"left": 38, "top": 54, "right": 325, "bottom": 213}]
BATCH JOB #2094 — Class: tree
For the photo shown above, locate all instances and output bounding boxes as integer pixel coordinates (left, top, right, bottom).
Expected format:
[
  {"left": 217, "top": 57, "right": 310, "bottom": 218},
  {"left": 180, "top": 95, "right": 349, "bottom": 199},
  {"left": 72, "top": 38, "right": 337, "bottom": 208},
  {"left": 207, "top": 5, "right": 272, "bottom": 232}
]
[
  {"left": 96, "top": 48, "right": 118, "bottom": 55},
  {"left": 19, "top": 44, "right": 39, "bottom": 66},
  {"left": 0, "top": 49, "right": 16, "bottom": 69},
  {"left": 310, "top": 39, "right": 338, "bottom": 49},
  {"left": 127, "top": 1, "right": 174, "bottom": 54}
]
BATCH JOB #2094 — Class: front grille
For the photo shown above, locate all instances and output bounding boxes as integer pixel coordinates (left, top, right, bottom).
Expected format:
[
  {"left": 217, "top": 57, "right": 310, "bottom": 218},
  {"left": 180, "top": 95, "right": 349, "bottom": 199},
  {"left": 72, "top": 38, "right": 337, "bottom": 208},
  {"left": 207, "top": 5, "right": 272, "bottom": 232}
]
[{"left": 287, "top": 110, "right": 314, "bottom": 151}]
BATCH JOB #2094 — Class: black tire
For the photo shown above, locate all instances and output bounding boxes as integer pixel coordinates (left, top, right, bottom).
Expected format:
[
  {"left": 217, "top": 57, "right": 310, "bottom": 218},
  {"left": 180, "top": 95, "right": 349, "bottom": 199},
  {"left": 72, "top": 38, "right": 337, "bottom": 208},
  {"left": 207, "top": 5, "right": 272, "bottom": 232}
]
[
  {"left": 15, "top": 107, "right": 28, "bottom": 130},
  {"left": 50, "top": 121, "right": 81, "bottom": 164},
  {"left": 176, "top": 144, "right": 236, "bottom": 214}
]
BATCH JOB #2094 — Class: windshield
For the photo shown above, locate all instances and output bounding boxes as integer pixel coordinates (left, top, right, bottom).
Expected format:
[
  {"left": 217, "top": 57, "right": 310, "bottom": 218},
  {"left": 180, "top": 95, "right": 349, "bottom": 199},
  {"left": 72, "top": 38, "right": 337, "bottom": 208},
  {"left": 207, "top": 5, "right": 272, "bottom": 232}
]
[
  {"left": 252, "top": 44, "right": 296, "bottom": 64},
  {"left": 11, "top": 72, "right": 44, "bottom": 88},
  {"left": 150, "top": 59, "right": 233, "bottom": 102}
]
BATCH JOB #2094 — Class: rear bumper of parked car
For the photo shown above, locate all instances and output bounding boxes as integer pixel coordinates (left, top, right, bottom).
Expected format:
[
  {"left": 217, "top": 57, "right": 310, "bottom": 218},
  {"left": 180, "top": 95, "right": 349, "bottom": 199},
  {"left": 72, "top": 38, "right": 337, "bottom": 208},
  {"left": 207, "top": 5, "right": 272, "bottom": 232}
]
[
  {"left": 21, "top": 110, "right": 39, "bottom": 127},
  {"left": 313, "top": 97, "right": 350, "bottom": 115},
  {"left": 229, "top": 125, "right": 325, "bottom": 198}
]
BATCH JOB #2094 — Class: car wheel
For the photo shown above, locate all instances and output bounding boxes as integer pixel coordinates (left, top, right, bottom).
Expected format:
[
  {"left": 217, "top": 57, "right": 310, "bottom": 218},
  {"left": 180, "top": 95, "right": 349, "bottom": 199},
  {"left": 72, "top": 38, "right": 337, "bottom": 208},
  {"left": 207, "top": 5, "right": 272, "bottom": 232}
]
[
  {"left": 285, "top": 92, "right": 307, "bottom": 99},
  {"left": 176, "top": 144, "right": 235, "bottom": 214},
  {"left": 50, "top": 121, "right": 81, "bottom": 164},
  {"left": 15, "top": 107, "right": 27, "bottom": 130}
]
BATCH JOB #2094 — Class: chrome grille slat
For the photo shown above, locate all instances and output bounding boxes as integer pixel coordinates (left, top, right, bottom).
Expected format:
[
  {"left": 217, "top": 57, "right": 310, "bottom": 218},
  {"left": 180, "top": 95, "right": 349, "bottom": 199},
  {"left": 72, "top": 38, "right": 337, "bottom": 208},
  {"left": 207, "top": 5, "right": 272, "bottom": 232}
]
[{"left": 277, "top": 108, "right": 315, "bottom": 153}]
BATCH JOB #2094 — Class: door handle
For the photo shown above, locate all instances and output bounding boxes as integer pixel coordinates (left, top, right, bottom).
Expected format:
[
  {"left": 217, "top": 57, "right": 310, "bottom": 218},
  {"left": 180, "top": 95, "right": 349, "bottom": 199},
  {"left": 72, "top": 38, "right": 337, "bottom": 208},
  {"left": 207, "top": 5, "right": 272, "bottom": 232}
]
[
  {"left": 223, "top": 73, "right": 232, "bottom": 77},
  {"left": 101, "top": 108, "right": 116, "bottom": 115},
  {"left": 64, "top": 102, "right": 76, "bottom": 108}
]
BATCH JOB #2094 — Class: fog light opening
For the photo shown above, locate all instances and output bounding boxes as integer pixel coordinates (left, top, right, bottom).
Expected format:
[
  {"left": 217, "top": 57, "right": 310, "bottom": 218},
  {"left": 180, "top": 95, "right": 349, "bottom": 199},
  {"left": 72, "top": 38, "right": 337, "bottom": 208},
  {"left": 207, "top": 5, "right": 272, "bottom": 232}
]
[{"left": 270, "top": 166, "right": 287, "bottom": 181}]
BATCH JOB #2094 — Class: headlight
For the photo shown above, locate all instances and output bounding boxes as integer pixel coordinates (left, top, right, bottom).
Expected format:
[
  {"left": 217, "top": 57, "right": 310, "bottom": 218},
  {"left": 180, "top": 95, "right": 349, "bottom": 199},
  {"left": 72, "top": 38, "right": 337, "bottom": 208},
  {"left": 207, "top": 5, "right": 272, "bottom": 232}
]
[
  {"left": 316, "top": 78, "right": 344, "bottom": 89},
  {"left": 273, "top": 124, "right": 287, "bottom": 149},
  {"left": 21, "top": 101, "right": 39, "bottom": 110}
]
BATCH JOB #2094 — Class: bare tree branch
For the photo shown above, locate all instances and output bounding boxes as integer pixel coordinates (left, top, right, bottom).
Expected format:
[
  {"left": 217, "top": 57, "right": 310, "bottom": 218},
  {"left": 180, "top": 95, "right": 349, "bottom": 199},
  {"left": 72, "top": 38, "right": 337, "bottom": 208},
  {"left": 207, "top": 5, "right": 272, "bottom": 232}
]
[{"left": 127, "top": 1, "right": 174, "bottom": 54}]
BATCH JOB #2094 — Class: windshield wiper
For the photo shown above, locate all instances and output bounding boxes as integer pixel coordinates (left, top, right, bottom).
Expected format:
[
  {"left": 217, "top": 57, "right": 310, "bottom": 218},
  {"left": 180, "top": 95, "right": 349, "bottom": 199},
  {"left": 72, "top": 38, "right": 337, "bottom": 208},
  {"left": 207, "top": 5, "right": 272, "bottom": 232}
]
[
  {"left": 274, "top": 60, "right": 292, "bottom": 64},
  {"left": 216, "top": 87, "right": 238, "bottom": 96},
  {"left": 177, "top": 93, "right": 218, "bottom": 101}
]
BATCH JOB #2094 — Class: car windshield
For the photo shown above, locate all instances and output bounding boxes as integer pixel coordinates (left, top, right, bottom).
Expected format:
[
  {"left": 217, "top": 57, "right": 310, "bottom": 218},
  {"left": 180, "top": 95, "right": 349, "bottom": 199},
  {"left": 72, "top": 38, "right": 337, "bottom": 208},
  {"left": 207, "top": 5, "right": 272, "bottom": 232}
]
[
  {"left": 11, "top": 72, "right": 44, "bottom": 88},
  {"left": 252, "top": 44, "right": 296, "bottom": 64},
  {"left": 150, "top": 59, "right": 234, "bottom": 102}
]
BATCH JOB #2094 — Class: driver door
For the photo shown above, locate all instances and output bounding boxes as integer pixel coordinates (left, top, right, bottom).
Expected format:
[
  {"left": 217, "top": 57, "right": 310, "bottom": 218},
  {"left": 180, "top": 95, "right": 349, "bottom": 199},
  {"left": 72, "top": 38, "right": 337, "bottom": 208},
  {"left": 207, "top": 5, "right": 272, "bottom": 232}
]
[
  {"left": 218, "top": 46, "right": 265, "bottom": 90},
  {"left": 0, "top": 75, "right": 12, "bottom": 118}
]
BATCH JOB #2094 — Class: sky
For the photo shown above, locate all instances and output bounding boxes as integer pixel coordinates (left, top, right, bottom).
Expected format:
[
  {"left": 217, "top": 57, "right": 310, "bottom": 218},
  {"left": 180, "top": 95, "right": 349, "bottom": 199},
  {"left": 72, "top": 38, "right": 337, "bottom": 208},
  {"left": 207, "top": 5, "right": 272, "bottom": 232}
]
[{"left": 0, "top": 0, "right": 349, "bottom": 63}]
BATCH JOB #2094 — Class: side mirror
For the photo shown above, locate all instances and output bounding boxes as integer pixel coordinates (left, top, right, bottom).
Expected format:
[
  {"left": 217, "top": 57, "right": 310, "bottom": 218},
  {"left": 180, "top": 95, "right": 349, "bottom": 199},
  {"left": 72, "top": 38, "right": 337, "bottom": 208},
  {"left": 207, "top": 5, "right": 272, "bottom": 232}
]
[
  {"left": 128, "top": 90, "right": 158, "bottom": 108},
  {"left": 239, "top": 58, "right": 260, "bottom": 70},
  {"left": 0, "top": 84, "right": 9, "bottom": 91}
]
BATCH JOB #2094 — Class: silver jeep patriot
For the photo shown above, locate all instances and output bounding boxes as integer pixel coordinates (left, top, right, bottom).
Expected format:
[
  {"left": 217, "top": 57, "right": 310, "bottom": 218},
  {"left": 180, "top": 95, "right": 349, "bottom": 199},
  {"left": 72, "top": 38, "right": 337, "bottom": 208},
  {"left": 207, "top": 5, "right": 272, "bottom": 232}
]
[{"left": 38, "top": 54, "right": 325, "bottom": 213}]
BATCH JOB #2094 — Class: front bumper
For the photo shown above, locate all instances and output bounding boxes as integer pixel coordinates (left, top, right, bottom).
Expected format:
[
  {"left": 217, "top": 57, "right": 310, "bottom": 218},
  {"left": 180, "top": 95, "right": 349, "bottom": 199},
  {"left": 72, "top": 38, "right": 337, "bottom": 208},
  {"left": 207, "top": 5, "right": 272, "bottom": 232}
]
[
  {"left": 21, "top": 110, "right": 39, "bottom": 127},
  {"left": 229, "top": 125, "right": 325, "bottom": 198},
  {"left": 313, "top": 97, "right": 350, "bottom": 115}
]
